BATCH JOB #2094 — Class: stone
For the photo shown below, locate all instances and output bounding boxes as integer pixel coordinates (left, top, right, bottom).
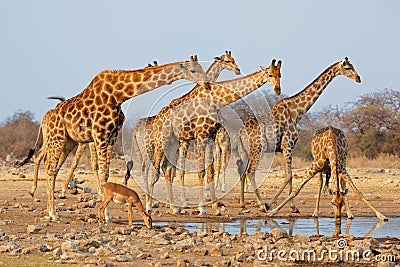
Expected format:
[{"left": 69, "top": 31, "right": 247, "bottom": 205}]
[
  {"left": 116, "top": 255, "right": 130, "bottom": 262},
  {"left": 270, "top": 228, "right": 288, "bottom": 240},
  {"left": 27, "top": 225, "right": 42, "bottom": 233},
  {"left": 39, "top": 244, "right": 51, "bottom": 252},
  {"left": 61, "top": 240, "right": 81, "bottom": 252},
  {"left": 210, "top": 243, "right": 223, "bottom": 256},
  {"left": 53, "top": 247, "right": 62, "bottom": 256}
]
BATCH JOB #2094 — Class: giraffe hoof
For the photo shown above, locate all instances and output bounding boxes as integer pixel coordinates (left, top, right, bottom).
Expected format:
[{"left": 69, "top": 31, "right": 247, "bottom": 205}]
[
  {"left": 151, "top": 201, "right": 159, "bottom": 208},
  {"left": 198, "top": 211, "right": 207, "bottom": 217},
  {"left": 59, "top": 194, "right": 66, "bottom": 199},
  {"left": 260, "top": 203, "right": 269, "bottom": 212},
  {"left": 172, "top": 208, "right": 181, "bottom": 215},
  {"left": 312, "top": 212, "right": 319, "bottom": 218},
  {"left": 264, "top": 203, "right": 271, "bottom": 211},
  {"left": 291, "top": 206, "right": 300, "bottom": 213}
]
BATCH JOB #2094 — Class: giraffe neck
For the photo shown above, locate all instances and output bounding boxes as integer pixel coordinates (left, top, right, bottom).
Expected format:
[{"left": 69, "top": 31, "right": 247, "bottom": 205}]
[
  {"left": 283, "top": 62, "right": 341, "bottom": 122},
  {"left": 82, "top": 62, "right": 186, "bottom": 106},
  {"left": 211, "top": 70, "right": 267, "bottom": 105},
  {"left": 205, "top": 61, "right": 227, "bottom": 82}
]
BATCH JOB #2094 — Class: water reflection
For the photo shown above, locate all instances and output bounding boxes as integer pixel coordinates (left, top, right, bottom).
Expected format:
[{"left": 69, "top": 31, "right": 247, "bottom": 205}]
[{"left": 155, "top": 217, "right": 397, "bottom": 238}]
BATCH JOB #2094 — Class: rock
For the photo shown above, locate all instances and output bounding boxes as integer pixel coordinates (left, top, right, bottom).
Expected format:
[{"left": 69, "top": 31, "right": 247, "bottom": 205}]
[
  {"left": 137, "top": 252, "right": 147, "bottom": 259},
  {"left": 0, "top": 245, "right": 9, "bottom": 253},
  {"left": 377, "top": 261, "right": 396, "bottom": 267},
  {"left": 39, "top": 244, "right": 51, "bottom": 252},
  {"left": 116, "top": 255, "right": 130, "bottom": 262},
  {"left": 235, "top": 252, "right": 247, "bottom": 262},
  {"left": 84, "top": 187, "right": 92, "bottom": 193},
  {"left": 61, "top": 240, "right": 81, "bottom": 252},
  {"left": 69, "top": 188, "right": 78, "bottom": 195},
  {"left": 160, "top": 252, "right": 170, "bottom": 259},
  {"left": 270, "top": 228, "right": 288, "bottom": 240},
  {"left": 27, "top": 225, "right": 42, "bottom": 233},
  {"left": 241, "top": 243, "right": 255, "bottom": 256},
  {"left": 176, "top": 258, "right": 189, "bottom": 267},
  {"left": 112, "top": 227, "right": 131, "bottom": 235},
  {"left": 293, "top": 234, "right": 310, "bottom": 244},
  {"left": 53, "top": 247, "right": 62, "bottom": 257},
  {"left": 210, "top": 243, "right": 223, "bottom": 256}
]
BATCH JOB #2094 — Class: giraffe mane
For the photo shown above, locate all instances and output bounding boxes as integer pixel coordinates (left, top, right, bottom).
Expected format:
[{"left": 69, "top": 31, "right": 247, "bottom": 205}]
[{"left": 276, "top": 61, "right": 340, "bottom": 104}]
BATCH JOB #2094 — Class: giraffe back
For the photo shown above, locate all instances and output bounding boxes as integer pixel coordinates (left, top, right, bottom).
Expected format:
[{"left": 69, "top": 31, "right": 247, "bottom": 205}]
[{"left": 311, "top": 126, "right": 348, "bottom": 173}]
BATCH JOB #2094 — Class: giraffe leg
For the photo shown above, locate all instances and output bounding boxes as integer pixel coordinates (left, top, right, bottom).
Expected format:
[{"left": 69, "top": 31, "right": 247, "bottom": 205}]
[
  {"left": 176, "top": 141, "right": 189, "bottom": 210},
  {"left": 197, "top": 140, "right": 207, "bottom": 216},
  {"left": 95, "top": 139, "right": 113, "bottom": 222},
  {"left": 164, "top": 160, "right": 179, "bottom": 214},
  {"left": 88, "top": 143, "right": 100, "bottom": 195},
  {"left": 30, "top": 146, "right": 45, "bottom": 197},
  {"left": 205, "top": 140, "right": 220, "bottom": 216},
  {"left": 148, "top": 150, "right": 163, "bottom": 213},
  {"left": 214, "top": 142, "right": 222, "bottom": 191},
  {"left": 340, "top": 177, "right": 354, "bottom": 219},
  {"left": 268, "top": 163, "right": 319, "bottom": 216},
  {"left": 221, "top": 143, "right": 230, "bottom": 193},
  {"left": 312, "top": 172, "right": 324, "bottom": 218},
  {"left": 43, "top": 137, "right": 71, "bottom": 221},
  {"left": 270, "top": 144, "right": 299, "bottom": 213},
  {"left": 60, "top": 143, "right": 87, "bottom": 198},
  {"left": 339, "top": 172, "right": 387, "bottom": 221}
]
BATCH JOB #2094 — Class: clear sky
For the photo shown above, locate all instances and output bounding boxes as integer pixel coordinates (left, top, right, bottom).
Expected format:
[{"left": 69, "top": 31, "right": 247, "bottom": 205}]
[{"left": 0, "top": 0, "right": 399, "bottom": 123}]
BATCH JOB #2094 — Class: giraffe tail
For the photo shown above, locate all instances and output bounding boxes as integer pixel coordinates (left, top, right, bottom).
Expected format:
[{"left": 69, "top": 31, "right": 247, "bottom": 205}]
[
  {"left": 16, "top": 122, "right": 43, "bottom": 167},
  {"left": 236, "top": 133, "right": 247, "bottom": 176}
]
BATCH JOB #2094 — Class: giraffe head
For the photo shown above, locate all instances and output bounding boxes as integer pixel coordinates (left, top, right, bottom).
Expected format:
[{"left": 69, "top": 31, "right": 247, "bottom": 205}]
[
  {"left": 178, "top": 55, "right": 207, "bottom": 83},
  {"left": 259, "top": 59, "right": 282, "bottom": 95},
  {"left": 338, "top": 57, "right": 361, "bottom": 83},
  {"left": 214, "top": 50, "right": 241, "bottom": 75}
]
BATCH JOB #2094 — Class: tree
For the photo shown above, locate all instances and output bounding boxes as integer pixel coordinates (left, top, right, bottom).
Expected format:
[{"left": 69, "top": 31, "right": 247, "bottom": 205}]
[{"left": 0, "top": 110, "right": 39, "bottom": 160}]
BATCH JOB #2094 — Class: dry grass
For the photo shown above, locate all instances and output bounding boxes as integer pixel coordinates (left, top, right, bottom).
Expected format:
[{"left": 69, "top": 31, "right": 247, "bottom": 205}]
[{"left": 347, "top": 154, "right": 400, "bottom": 169}]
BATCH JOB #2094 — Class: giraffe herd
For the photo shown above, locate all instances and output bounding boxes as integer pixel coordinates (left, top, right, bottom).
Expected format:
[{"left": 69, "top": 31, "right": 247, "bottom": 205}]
[{"left": 19, "top": 52, "right": 388, "bottom": 226}]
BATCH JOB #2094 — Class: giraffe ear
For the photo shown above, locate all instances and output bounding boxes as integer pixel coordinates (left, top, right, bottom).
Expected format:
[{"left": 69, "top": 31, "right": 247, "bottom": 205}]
[
  {"left": 214, "top": 56, "right": 221, "bottom": 61},
  {"left": 259, "top": 65, "right": 267, "bottom": 71},
  {"left": 277, "top": 60, "right": 282, "bottom": 70},
  {"left": 342, "top": 57, "right": 349, "bottom": 66}
]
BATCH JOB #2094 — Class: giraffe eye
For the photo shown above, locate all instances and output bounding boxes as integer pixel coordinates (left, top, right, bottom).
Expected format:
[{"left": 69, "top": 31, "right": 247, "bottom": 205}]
[
  {"left": 190, "top": 70, "right": 195, "bottom": 73},
  {"left": 345, "top": 67, "right": 352, "bottom": 70}
]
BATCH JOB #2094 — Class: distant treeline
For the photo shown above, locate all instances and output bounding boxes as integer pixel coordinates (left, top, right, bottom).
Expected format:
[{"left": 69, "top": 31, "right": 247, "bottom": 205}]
[{"left": 0, "top": 88, "right": 398, "bottom": 161}]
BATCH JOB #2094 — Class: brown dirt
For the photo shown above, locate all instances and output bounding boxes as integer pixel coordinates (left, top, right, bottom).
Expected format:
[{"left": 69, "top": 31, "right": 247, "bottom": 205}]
[{"left": 0, "top": 158, "right": 399, "bottom": 266}]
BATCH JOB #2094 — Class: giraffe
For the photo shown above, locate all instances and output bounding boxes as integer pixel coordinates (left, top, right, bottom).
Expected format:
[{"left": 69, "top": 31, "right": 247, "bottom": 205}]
[
  {"left": 124, "top": 51, "right": 241, "bottom": 202},
  {"left": 236, "top": 57, "right": 361, "bottom": 212},
  {"left": 267, "top": 126, "right": 388, "bottom": 222},
  {"left": 21, "top": 55, "right": 206, "bottom": 221},
  {"left": 150, "top": 59, "right": 282, "bottom": 215},
  {"left": 24, "top": 61, "right": 160, "bottom": 199}
]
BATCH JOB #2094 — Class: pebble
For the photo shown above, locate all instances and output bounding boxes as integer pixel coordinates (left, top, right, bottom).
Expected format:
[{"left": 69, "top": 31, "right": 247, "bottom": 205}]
[{"left": 27, "top": 225, "right": 42, "bottom": 233}]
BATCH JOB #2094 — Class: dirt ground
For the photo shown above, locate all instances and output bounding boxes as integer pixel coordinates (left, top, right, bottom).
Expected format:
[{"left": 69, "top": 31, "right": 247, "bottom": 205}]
[{"left": 0, "top": 158, "right": 399, "bottom": 266}]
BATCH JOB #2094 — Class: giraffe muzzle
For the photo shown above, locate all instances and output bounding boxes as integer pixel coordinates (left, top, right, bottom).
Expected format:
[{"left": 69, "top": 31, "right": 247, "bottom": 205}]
[{"left": 274, "top": 86, "right": 281, "bottom": 96}]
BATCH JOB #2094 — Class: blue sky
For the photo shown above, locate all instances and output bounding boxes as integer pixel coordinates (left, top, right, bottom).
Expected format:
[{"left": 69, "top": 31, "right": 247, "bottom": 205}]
[{"left": 0, "top": 0, "right": 399, "bottom": 123}]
